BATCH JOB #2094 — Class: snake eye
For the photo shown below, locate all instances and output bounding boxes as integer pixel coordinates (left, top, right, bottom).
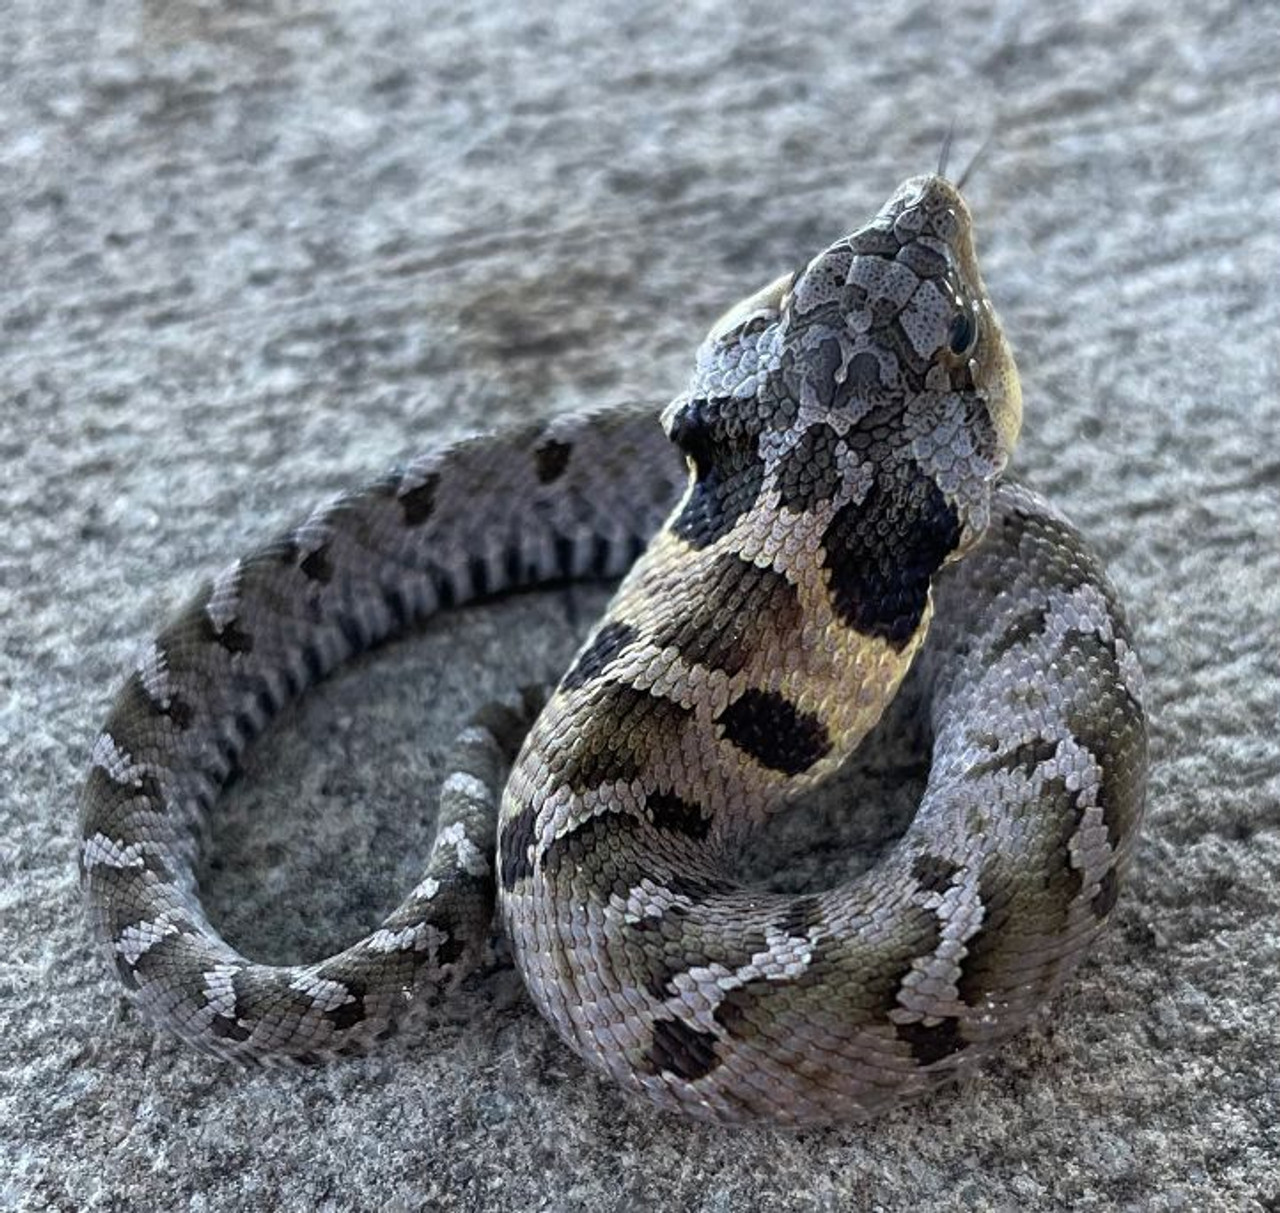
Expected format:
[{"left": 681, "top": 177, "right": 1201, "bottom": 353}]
[{"left": 947, "top": 309, "right": 978, "bottom": 357}]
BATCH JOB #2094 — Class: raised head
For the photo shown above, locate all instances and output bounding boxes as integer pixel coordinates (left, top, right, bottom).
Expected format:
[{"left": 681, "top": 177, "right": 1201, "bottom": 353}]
[{"left": 664, "top": 174, "right": 1021, "bottom": 569}]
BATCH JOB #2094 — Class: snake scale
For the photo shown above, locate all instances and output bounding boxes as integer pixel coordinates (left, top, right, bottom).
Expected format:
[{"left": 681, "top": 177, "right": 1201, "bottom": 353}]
[{"left": 81, "top": 175, "right": 1148, "bottom": 1124}]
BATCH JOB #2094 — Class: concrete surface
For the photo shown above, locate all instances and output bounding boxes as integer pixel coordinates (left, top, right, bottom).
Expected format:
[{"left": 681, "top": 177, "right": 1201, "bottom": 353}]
[{"left": 2, "top": 1, "right": 1277, "bottom": 1209}]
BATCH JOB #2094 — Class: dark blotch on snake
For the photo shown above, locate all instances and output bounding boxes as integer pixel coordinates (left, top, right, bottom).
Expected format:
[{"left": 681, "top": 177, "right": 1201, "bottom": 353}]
[
  {"left": 652, "top": 554, "right": 802, "bottom": 677},
  {"left": 911, "top": 853, "right": 962, "bottom": 893},
  {"left": 561, "top": 621, "right": 638, "bottom": 692},
  {"left": 646, "top": 1017, "right": 723, "bottom": 1082},
  {"left": 1006, "top": 507, "right": 1095, "bottom": 599},
  {"left": 985, "top": 601, "right": 1052, "bottom": 661},
  {"left": 116, "top": 667, "right": 194, "bottom": 732},
  {"left": 499, "top": 801, "right": 538, "bottom": 892},
  {"left": 1092, "top": 866, "right": 1121, "bottom": 919},
  {"left": 717, "top": 689, "right": 831, "bottom": 776},
  {"left": 646, "top": 791, "right": 712, "bottom": 841},
  {"left": 399, "top": 472, "right": 441, "bottom": 526},
  {"left": 775, "top": 421, "right": 844, "bottom": 511},
  {"left": 895, "top": 1017, "right": 967, "bottom": 1066},
  {"left": 821, "top": 460, "right": 961, "bottom": 649},
  {"left": 533, "top": 438, "right": 573, "bottom": 484},
  {"left": 779, "top": 895, "right": 825, "bottom": 937},
  {"left": 969, "top": 736, "right": 1059, "bottom": 781},
  {"left": 299, "top": 545, "right": 333, "bottom": 583},
  {"left": 381, "top": 584, "right": 411, "bottom": 629},
  {"left": 668, "top": 397, "right": 768, "bottom": 549},
  {"left": 200, "top": 610, "right": 255, "bottom": 655},
  {"left": 1061, "top": 628, "right": 1148, "bottom": 860},
  {"left": 558, "top": 685, "right": 693, "bottom": 792}
]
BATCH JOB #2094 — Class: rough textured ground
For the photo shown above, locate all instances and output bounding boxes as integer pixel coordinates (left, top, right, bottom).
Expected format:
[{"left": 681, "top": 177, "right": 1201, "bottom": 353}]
[{"left": 3, "top": 2, "right": 1277, "bottom": 1210}]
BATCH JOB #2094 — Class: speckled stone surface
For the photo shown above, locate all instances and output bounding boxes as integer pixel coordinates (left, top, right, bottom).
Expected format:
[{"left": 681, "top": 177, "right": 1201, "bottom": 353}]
[{"left": 2, "top": 2, "right": 1276, "bottom": 1209}]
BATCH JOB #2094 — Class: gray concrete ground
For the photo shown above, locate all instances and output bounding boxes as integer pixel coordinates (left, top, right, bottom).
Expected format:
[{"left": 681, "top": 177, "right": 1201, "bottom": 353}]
[{"left": 2, "top": 2, "right": 1277, "bottom": 1209}]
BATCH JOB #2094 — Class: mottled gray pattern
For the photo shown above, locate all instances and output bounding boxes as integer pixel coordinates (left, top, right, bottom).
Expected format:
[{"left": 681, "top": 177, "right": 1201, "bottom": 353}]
[
  {"left": 81, "top": 176, "right": 1146, "bottom": 1125},
  {"left": 7, "top": 0, "right": 1278, "bottom": 1207},
  {"left": 80, "top": 410, "right": 679, "bottom": 1060}
]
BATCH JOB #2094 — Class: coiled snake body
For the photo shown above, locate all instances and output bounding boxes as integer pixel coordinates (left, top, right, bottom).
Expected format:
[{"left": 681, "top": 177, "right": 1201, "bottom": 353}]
[{"left": 81, "top": 176, "right": 1148, "bottom": 1124}]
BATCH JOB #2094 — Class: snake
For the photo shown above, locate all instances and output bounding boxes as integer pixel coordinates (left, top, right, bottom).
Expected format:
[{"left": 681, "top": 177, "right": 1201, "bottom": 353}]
[{"left": 80, "top": 173, "right": 1148, "bottom": 1125}]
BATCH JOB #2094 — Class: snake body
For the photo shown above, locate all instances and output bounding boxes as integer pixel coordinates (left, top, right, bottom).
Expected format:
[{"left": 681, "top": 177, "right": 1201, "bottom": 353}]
[{"left": 81, "top": 175, "right": 1148, "bottom": 1124}]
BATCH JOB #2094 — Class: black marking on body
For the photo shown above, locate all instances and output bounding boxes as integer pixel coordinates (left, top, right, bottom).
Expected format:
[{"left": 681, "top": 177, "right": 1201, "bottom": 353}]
[
  {"left": 198, "top": 611, "right": 255, "bottom": 655},
  {"left": 299, "top": 545, "right": 333, "bottom": 583},
  {"left": 114, "top": 668, "right": 194, "bottom": 732},
  {"left": 650, "top": 554, "right": 802, "bottom": 677},
  {"left": 430, "top": 567, "right": 458, "bottom": 609},
  {"left": 319, "top": 978, "right": 367, "bottom": 1031},
  {"left": 895, "top": 1017, "right": 967, "bottom": 1066},
  {"left": 83, "top": 758, "right": 165, "bottom": 815},
  {"left": 1060, "top": 627, "right": 1147, "bottom": 916},
  {"left": 336, "top": 613, "right": 367, "bottom": 656},
  {"left": 553, "top": 533, "right": 575, "bottom": 579},
  {"left": 113, "top": 952, "right": 143, "bottom": 991},
  {"left": 467, "top": 555, "right": 491, "bottom": 597},
  {"left": 558, "top": 685, "right": 693, "bottom": 792},
  {"left": 590, "top": 534, "right": 613, "bottom": 579},
  {"left": 119, "top": 918, "right": 203, "bottom": 991},
  {"left": 955, "top": 864, "right": 1015, "bottom": 1006},
  {"left": 717, "top": 689, "right": 831, "bottom": 776},
  {"left": 778, "top": 894, "right": 825, "bottom": 938},
  {"left": 561, "top": 621, "right": 639, "bottom": 692},
  {"left": 1091, "top": 866, "right": 1121, "bottom": 918},
  {"left": 644, "top": 969, "right": 678, "bottom": 1002},
  {"left": 540, "top": 812, "right": 685, "bottom": 904},
  {"left": 667, "top": 397, "right": 768, "bottom": 549},
  {"left": 646, "top": 791, "right": 712, "bottom": 841},
  {"left": 775, "top": 422, "right": 843, "bottom": 511},
  {"left": 209, "top": 1012, "right": 253, "bottom": 1043},
  {"left": 985, "top": 600, "right": 1052, "bottom": 661},
  {"left": 821, "top": 459, "right": 961, "bottom": 649},
  {"left": 645, "top": 1016, "right": 722, "bottom": 1082},
  {"left": 1006, "top": 506, "right": 1095, "bottom": 599},
  {"left": 969, "top": 736, "right": 1059, "bottom": 781},
  {"left": 433, "top": 922, "right": 469, "bottom": 967},
  {"left": 533, "top": 438, "right": 573, "bottom": 484},
  {"left": 1041, "top": 775, "right": 1089, "bottom": 903},
  {"left": 204, "top": 969, "right": 261, "bottom": 1042},
  {"left": 381, "top": 584, "right": 411, "bottom": 629},
  {"left": 301, "top": 642, "right": 326, "bottom": 685},
  {"left": 712, "top": 978, "right": 779, "bottom": 1040},
  {"left": 844, "top": 350, "right": 888, "bottom": 402},
  {"left": 499, "top": 801, "right": 538, "bottom": 892},
  {"left": 911, "top": 853, "right": 962, "bottom": 894},
  {"left": 399, "top": 473, "right": 441, "bottom": 526}
]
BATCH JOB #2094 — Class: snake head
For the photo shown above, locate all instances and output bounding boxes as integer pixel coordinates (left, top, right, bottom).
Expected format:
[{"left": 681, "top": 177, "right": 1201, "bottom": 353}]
[
  {"left": 671, "top": 173, "right": 1022, "bottom": 561},
  {"left": 804, "top": 173, "right": 1023, "bottom": 469}
]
